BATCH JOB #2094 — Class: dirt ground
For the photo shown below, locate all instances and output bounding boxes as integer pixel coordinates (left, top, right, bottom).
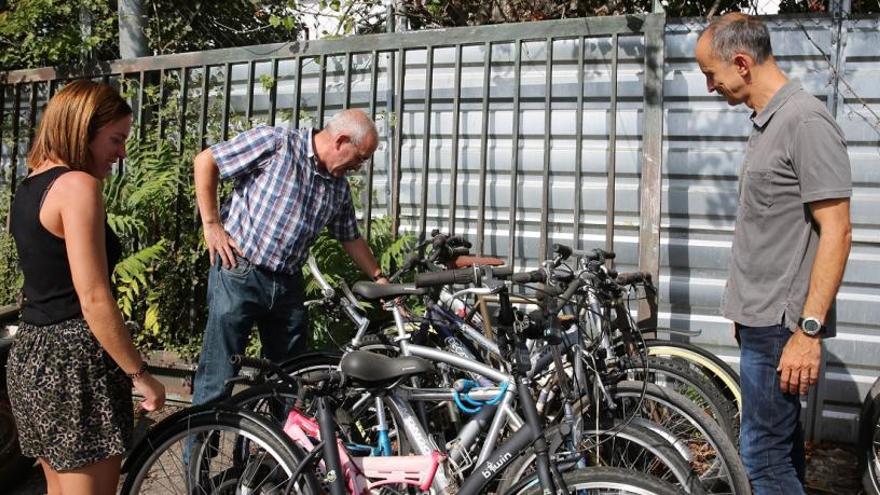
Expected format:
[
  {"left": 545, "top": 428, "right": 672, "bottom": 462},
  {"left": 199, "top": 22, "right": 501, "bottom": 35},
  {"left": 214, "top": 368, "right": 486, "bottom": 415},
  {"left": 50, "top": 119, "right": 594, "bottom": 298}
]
[{"left": 6, "top": 405, "right": 870, "bottom": 494}]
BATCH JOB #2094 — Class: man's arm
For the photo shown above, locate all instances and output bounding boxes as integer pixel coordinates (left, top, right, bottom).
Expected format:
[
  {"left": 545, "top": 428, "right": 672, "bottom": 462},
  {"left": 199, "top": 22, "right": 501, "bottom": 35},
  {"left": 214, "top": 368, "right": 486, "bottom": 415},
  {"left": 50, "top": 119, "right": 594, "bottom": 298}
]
[
  {"left": 341, "top": 237, "right": 388, "bottom": 283},
  {"left": 777, "top": 197, "right": 852, "bottom": 395},
  {"left": 194, "top": 148, "right": 242, "bottom": 268}
]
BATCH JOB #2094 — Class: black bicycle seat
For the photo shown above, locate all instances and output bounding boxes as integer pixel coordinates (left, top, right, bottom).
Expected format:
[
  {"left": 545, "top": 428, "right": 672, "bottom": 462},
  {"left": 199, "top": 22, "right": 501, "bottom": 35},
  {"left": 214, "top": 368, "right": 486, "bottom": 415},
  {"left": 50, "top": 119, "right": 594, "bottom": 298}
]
[
  {"left": 350, "top": 281, "right": 426, "bottom": 300},
  {"left": 340, "top": 350, "right": 434, "bottom": 385}
]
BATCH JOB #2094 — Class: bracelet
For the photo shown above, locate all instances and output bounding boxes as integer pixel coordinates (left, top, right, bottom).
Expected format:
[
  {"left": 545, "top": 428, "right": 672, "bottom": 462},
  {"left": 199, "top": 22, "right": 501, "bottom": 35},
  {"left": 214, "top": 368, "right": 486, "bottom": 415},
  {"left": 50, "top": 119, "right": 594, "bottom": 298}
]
[
  {"left": 127, "top": 362, "right": 149, "bottom": 381},
  {"left": 371, "top": 271, "right": 386, "bottom": 282}
]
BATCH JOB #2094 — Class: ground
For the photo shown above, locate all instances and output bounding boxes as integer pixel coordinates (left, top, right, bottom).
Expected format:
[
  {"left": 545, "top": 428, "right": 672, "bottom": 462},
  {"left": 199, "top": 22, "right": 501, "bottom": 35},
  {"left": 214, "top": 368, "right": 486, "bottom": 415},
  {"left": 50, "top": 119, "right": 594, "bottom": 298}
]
[{"left": 5, "top": 405, "right": 869, "bottom": 494}]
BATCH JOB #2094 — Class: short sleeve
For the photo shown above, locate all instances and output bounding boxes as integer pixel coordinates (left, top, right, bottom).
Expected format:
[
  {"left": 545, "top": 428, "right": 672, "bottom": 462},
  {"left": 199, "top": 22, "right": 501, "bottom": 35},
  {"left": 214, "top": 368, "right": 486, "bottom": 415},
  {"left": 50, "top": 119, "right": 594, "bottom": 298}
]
[
  {"left": 326, "top": 184, "right": 361, "bottom": 242},
  {"left": 790, "top": 116, "right": 852, "bottom": 203},
  {"left": 209, "top": 125, "right": 280, "bottom": 180}
]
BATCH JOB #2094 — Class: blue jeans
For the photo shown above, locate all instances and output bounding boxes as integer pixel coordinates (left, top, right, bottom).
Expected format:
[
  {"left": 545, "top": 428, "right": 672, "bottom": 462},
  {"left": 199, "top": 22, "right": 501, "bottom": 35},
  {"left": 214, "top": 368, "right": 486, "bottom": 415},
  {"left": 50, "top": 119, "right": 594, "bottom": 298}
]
[
  {"left": 736, "top": 323, "right": 806, "bottom": 495},
  {"left": 192, "top": 255, "right": 308, "bottom": 406}
]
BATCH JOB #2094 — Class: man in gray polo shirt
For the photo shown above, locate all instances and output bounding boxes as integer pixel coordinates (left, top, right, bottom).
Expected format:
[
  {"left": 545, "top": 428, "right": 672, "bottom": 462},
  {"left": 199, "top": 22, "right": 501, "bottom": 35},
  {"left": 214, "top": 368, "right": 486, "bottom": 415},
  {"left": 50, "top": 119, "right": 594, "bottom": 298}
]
[{"left": 696, "top": 13, "right": 852, "bottom": 494}]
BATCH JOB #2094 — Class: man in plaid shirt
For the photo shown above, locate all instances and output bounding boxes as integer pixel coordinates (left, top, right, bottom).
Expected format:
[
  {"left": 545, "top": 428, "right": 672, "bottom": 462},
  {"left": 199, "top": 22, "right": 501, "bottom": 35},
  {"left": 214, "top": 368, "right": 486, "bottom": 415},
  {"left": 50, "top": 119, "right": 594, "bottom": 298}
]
[{"left": 191, "top": 109, "right": 388, "bottom": 406}]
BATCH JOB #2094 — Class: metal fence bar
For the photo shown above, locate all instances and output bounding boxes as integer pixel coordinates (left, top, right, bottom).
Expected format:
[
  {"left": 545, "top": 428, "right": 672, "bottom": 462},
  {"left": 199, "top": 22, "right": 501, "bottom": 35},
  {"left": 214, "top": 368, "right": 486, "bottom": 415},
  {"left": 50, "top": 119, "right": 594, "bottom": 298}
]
[
  {"left": 606, "top": 33, "right": 619, "bottom": 259},
  {"left": 507, "top": 40, "right": 522, "bottom": 268},
  {"left": 418, "top": 47, "right": 434, "bottom": 241},
  {"left": 178, "top": 68, "right": 189, "bottom": 155},
  {"left": 476, "top": 42, "right": 492, "bottom": 254},
  {"left": 137, "top": 71, "right": 146, "bottom": 139},
  {"left": 268, "top": 59, "right": 279, "bottom": 127},
  {"left": 448, "top": 44, "right": 462, "bottom": 235},
  {"left": 4, "top": 85, "right": 20, "bottom": 230},
  {"left": 637, "top": 14, "right": 666, "bottom": 330},
  {"left": 573, "top": 36, "right": 585, "bottom": 251},
  {"left": 245, "top": 60, "right": 256, "bottom": 124},
  {"left": 9, "top": 84, "right": 21, "bottom": 200},
  {"left": 317, "top": 54, "right": 327, "bottom": 128},
  {"left": 26, "top": 82, "right": 38, "bottom": 152},
  {"left": 391, "top": 48, "right": 405, "bottom": 237},
  {"left": 157, "top": 68, "right": 167, "bottom": 140},
  {"left": 539, "top": 38, "right": 554, "bottom": 263},
  {"left": 365, "top": 50, "right": 379, "bottom": 241},
  {"left": 292, "top": 58, "right": 302, "bottom": 129},
  {"left": 198, "top": 65, "right": 209, "bottom": 150},
  {"left": 1, "top": 16, "right": 655, "bottom": 85},
  {"left": 221, "top": 63, "right": 232, "bottom": 141},
  {"left": 344, "top": 53, "right": 352, "bottom": 110}
]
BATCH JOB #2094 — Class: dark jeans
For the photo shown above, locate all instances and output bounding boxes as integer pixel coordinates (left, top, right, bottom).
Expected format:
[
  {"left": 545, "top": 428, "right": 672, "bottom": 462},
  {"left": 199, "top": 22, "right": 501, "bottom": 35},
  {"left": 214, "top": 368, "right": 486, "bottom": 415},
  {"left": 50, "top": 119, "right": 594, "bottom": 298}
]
[
  {"left": 736, "top": 323, "right": 806, "bottom": 495},
  {"left": 192, "top": 255, "right": 308, "bottom": 406}
]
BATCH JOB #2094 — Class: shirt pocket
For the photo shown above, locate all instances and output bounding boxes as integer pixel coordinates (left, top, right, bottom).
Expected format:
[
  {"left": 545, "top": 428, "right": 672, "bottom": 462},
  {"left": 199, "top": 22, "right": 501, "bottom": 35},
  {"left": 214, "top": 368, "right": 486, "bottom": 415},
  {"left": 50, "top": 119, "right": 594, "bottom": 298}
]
[{"left": 742, "top": 169, "right": 774, "bottom": 213}]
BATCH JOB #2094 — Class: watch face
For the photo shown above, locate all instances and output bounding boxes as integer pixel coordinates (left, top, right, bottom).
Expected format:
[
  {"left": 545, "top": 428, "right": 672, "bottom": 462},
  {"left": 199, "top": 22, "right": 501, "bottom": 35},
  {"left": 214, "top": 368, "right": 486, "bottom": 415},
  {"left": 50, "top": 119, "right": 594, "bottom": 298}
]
[{"left": 803, "top": 318, "right": 821, "bottom": 334}]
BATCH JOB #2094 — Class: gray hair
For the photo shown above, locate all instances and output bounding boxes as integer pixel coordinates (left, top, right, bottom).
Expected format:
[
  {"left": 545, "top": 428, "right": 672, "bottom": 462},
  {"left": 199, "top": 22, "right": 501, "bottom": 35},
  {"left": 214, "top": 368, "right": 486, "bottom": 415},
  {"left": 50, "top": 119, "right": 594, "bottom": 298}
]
[
  {"left": 700, "top": 13, "right": 773, "bottom": 65},
  {"left": 324, "top": 109, "right": 377, "bottom": 146}
]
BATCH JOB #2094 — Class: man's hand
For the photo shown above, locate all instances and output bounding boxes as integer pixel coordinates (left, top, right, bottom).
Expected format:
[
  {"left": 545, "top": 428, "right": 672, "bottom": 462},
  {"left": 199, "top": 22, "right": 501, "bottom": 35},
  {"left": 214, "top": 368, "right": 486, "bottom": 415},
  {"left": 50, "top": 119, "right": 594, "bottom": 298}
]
[
  {"left": 203, "top": 221, "right": 243, "bottom": 269},
  {"left": 777, "top": 330, "right": 821, "bottom": 396}
]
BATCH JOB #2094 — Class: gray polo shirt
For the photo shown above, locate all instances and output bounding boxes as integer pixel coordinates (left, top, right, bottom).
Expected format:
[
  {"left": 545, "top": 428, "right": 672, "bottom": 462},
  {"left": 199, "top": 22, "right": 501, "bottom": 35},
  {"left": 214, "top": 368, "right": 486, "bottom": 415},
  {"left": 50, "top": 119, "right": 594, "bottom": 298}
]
[{"left": 722, "top": 80, "right": 851, "bottom": 335}]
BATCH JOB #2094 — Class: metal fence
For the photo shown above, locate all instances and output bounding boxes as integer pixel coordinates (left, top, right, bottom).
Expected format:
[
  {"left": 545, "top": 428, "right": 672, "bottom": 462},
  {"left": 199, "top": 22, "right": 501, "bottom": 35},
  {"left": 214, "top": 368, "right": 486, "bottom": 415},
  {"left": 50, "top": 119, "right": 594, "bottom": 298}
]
[{"left": 0, "top": 13, "right": 667, "bottom": 327}]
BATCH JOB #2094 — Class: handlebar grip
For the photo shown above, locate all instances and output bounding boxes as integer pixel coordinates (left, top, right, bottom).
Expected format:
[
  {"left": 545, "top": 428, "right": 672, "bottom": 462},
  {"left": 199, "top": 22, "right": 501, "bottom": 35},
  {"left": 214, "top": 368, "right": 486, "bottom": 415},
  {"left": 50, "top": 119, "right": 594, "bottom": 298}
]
[
  {"left": 415, "top": 268, "right": 475, "bottom": 288},
  {"left": 571, "top": 247, "right": 616, "bottom": 262},
  {"left": 492, "top": 266, "right": 513, "bottom": 278},
  {"left": 616, "top": 271, "right": 651, "bottom": 285},
  {"left": 552, "top": 243, "right": 573, "bottom": 259},
  {"left": 230, "top": 355, "right": 272, "bottom": 371},
  {"left": 511, "top": 270, "right": 546, "bottom": 284},
  {"left": 447, "top": 235, "right": 472, "bottom": 249}
]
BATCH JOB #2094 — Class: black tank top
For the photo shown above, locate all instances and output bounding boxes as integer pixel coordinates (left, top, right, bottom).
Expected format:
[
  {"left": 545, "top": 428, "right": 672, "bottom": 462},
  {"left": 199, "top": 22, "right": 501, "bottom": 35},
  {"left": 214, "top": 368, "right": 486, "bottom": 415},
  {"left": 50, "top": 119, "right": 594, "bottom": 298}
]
[{"left": 10, "top": 167, "right": 122, "bottom": 325}]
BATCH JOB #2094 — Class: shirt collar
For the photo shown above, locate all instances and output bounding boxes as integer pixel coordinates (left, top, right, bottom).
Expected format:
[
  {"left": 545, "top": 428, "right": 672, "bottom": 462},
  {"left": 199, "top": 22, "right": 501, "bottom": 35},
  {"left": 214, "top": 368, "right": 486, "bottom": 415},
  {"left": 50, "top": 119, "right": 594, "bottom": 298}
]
[
  {"left": 305, "top": 127, "right": 334, "bottom": 180},
  {"left": 750, "top": 79, "right": 801, "bottom": 128}
]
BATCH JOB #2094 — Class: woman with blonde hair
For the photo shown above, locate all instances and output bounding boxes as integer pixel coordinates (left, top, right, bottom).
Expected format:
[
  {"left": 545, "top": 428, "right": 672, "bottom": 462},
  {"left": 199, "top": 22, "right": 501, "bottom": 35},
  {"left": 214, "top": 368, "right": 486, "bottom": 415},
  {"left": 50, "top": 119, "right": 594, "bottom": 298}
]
[{"left": 7, "top": 80, "right": 165, "bottom": 494}]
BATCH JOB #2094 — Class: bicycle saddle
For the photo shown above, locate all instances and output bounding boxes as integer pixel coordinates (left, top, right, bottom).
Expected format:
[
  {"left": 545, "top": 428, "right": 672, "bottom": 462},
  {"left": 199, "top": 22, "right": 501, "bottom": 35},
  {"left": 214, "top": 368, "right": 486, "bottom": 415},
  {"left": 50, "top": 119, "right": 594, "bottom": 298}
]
[
  {"left": 351, "top": 281, "right": 427, "bottom": 300},
  {"left": 340, "top": 350, "right": 434, "bottom": 385}
]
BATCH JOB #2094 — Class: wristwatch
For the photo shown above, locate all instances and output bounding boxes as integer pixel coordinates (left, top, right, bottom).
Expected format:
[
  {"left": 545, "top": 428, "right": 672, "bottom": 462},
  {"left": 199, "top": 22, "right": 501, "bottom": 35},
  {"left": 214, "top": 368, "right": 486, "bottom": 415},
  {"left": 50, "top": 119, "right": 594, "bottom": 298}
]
[{"left": 797, "top": 316, "right": 825, "bottom": 337}]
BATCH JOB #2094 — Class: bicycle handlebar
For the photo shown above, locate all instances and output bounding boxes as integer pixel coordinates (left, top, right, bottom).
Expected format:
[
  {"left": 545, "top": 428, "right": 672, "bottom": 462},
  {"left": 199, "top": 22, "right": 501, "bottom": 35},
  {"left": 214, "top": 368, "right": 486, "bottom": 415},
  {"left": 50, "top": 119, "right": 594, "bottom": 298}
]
[
  {"left": 414, "top": 265, "right": 513, "bottom": 288},
  {"left": 510, "top": 270, "right": 547, "bottom": 284},
  {"left": 552, "top": 243, "right": 616, "bottom": 262},
  {"left": 230, "top": 355, "right": 336, "bottom": 388},
  {"left": 307, "top": 255, "right": 335, "bottom": 299},
  {"left": 615, "top": 271, "right": 652, "bottom": 286}
]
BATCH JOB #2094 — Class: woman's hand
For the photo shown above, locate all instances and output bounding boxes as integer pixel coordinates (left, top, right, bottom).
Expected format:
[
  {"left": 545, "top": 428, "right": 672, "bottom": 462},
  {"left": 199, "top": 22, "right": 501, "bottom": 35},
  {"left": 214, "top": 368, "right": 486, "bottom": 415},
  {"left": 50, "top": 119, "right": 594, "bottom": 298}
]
[{"left": 134, "top": 371, "right": 166, "bottom": 411}]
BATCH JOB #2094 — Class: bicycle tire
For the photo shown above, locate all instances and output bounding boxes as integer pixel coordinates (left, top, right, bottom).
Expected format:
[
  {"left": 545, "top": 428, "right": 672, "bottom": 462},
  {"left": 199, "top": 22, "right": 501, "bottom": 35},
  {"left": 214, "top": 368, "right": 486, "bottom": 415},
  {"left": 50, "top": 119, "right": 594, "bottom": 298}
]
[
  {"left": 860, "top": 376, "right": 880, "bottom": 495},
  {"left": 607, "top": 380, "right": 750, "bottom": 495},
  {"left": 620, "top": 355, "right": 739, "bottom": 443},
  {"left": 645, "top": 340, "right": 742, "bottom": 414},
  {"left": 496, "top": 420, "right": 705, "bottom": 494},
  {"left": 509, "top": 466, "right": 684, "bottom": 495},
  {"left": 121, "top": 404, "right": 320, "bottom": 495}
]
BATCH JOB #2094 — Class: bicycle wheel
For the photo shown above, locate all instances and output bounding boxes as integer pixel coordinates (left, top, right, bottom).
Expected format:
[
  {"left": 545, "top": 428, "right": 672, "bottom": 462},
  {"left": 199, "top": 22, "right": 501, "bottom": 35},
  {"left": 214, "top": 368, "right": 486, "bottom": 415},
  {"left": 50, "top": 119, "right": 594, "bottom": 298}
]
[
  {"left": 620, "top": 356, "right": 738, "bottom": 442},
  {"left": 606, "top": 381, "right": 749, "bottom": 495},
  {"left": 645, "top": 340, "right": 742, "bottom": 414},
  {"left": 510, "top": 466, "right": 684, "bottom": 495},
  {"left": 496, "top": 420, "right": 705, "bottom": 494},
  {"left": 121, "top": 404, "right": 320, "bottom": 495},
  {"left": 861, "top": 378, "right": 880, "bottom": 495}
]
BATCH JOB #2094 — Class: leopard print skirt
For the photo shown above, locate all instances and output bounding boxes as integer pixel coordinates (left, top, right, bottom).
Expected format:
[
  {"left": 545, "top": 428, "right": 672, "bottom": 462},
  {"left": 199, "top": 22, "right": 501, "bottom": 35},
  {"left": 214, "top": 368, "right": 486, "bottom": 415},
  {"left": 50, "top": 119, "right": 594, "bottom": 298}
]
[{"left": 6, "top": 318, "right": 133, "bottom": 471}]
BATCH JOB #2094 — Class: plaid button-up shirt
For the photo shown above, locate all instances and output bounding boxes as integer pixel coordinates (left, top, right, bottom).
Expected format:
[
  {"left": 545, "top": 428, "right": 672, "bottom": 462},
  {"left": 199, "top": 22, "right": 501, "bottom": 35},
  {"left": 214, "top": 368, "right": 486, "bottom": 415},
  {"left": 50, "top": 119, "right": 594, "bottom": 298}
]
[{"left": 211, "top": 125, "right": 360, "bottom": 275}]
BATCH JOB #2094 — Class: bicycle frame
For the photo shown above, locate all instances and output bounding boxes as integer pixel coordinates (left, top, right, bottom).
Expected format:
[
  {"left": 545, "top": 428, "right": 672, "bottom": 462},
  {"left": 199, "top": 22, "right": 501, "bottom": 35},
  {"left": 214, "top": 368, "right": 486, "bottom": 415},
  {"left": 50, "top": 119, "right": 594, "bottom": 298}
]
[{"left": 282, "top": 381, "right": 555, "bottom": 495}]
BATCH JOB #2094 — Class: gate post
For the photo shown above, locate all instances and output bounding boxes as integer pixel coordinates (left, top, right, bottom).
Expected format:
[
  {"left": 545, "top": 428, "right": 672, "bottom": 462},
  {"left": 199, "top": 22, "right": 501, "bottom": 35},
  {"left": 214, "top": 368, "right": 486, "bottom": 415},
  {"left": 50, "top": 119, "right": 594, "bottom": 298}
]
[{"left": 638, "top": 13, "right": 666, "bottom": 333}]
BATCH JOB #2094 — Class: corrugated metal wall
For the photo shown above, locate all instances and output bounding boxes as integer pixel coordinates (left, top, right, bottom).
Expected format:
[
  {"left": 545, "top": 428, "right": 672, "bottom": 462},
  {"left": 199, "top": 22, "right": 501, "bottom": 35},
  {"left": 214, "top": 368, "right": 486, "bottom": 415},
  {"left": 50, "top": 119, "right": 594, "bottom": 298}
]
[{"left": 389, "top": 15, "right": 879, "bottom": 443}]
